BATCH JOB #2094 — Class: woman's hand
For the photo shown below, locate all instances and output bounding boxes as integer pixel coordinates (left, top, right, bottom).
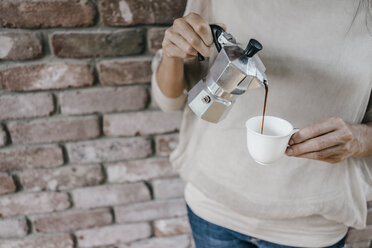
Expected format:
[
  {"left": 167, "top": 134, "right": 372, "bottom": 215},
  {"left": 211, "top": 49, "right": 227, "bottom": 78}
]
[
  {"left": 156, "top": 13, "right": 225, "bottom": 98},
  {"left": 285, "top": 117, "right": 367, "bottom": 164},
  {"left": 162, "top": 13, "right": 214, "bottom": 59}
]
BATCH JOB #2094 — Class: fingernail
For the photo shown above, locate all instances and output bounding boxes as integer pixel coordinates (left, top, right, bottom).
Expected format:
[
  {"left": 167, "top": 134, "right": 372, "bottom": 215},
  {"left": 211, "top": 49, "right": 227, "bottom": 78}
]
[
  {"left": 289, "top": 139, "right": 294, "bottom": 145},
  {"left": 286, "top": 149, "right": 293, "bottom": 156}
]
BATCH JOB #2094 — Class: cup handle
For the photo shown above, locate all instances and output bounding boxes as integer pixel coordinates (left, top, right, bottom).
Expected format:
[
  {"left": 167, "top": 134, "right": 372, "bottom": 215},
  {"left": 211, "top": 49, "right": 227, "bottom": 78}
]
[
  {"left": 291, "top": 128, "right": 300, "bottom": 135},
  {"left": 287, "top": 128, "right": 300, "bottom": 147}
]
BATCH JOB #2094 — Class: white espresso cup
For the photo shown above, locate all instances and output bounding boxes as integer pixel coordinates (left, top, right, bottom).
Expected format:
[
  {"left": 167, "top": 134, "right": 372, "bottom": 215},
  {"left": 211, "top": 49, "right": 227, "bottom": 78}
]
[{"left": 245, "top": 116, "right": 298, "bottom": 165}]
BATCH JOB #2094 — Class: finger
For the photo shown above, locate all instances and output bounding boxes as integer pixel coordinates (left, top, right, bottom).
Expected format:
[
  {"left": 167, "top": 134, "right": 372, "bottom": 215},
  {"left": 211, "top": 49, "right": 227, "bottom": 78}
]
[
  {"left": 295, "top": 145, "right": 344, "bottom": 161},
  {"left": 164, "top": 40, "right": 194, "bottom": 59},
  {"left": 167, "top": 29, "right": 198, "bottom": 56},
  {"left": 290, "top": 117, "right": 342, "bottom": 145},
  {"left": 184, "top": 13, "right": 213, "bottom": 46},
  {"left": 173, "top": 17, "right": 211, "bottom": 57},
  {"left": 323, "top": 153, "right": 347, "bottom": 164},
  {"left": 287, "top": 130, "right": 346, "bottom": 156}
]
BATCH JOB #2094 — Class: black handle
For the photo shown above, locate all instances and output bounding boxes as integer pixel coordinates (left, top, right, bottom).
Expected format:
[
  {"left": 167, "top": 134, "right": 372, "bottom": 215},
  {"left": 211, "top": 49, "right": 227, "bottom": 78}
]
[
  {"left": 244, "top": 39, "right": 263, "bottom": 57},
  {"left": 198, "top": 24, "right": 225, "bottom": 61}
]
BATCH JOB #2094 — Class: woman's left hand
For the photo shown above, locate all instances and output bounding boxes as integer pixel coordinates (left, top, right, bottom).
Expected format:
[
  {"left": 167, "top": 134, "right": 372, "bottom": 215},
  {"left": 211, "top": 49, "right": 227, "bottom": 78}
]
[{"left": 286, "top": 117, "right": 364, "bottom": 164}]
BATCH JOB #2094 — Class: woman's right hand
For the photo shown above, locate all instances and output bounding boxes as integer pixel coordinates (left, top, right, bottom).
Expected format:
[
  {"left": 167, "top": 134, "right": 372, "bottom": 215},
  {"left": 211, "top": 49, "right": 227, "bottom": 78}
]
[{"left": 162, "top": 13, "right": 215, "bottom": 59}]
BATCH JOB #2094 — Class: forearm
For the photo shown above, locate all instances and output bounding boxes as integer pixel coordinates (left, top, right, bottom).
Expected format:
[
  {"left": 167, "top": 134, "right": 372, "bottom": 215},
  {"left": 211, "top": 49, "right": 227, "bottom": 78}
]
[
  {"left": 352, "top": 122, "right": 372, "bottom": 158},
  {"left": 156, "top": 53, "right": 187, "bottom": 98}
]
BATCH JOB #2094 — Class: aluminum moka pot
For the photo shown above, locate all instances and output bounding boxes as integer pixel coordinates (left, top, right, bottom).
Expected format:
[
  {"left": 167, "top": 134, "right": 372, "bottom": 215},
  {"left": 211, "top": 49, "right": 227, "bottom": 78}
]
[{"left": 187, "top": 25, "right": 268, "bottom": 123}]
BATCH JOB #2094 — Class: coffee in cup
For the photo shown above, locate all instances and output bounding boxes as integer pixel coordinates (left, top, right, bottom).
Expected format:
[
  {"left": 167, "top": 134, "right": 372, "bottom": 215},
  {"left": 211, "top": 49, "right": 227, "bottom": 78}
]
[{"left": 245, "top": 116, "right": 298, "bottom": 165}]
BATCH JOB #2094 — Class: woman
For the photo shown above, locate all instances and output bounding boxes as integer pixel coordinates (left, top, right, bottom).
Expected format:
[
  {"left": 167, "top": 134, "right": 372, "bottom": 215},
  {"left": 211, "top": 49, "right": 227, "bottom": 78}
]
[{"left": 151, "top": 0, "right": 372, "bottom": 247}]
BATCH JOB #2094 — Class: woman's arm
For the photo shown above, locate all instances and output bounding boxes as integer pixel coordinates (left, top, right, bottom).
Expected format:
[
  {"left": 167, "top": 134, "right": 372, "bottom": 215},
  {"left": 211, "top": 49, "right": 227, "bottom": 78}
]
[
  {"left": 286, "top": 117, "right": 372, "bottom": 164},
  {"left": 354, "top": 122, "right": 372, "bottom": 157},
  {"left": 156, "top": 56, "right": 186, "bottom": 98},
  {"left": 156, "top": 13, "right": 214, "bottom": 98}
]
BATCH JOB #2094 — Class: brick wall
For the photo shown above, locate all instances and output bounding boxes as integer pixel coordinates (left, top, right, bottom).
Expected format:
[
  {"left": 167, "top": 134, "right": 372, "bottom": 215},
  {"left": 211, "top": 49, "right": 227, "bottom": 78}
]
[
  {"left": 0, "top": 1, "right": 371, "bottom": 248},
  {"left": 0, "top": 0, "right": 190, "bottom": 247}
]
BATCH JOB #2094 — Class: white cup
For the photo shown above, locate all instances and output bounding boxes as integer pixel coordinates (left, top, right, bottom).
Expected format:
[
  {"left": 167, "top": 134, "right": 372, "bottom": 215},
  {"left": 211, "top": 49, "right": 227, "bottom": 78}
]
[{"left": 245, "top": 116, "right": 298, "bottom": 165}]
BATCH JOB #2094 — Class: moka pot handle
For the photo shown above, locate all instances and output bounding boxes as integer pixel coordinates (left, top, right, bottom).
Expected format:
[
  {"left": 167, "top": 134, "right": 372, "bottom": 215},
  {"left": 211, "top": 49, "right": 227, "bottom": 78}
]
[{"left": 197, "top": 24, "right": 225, "bottom": 61}]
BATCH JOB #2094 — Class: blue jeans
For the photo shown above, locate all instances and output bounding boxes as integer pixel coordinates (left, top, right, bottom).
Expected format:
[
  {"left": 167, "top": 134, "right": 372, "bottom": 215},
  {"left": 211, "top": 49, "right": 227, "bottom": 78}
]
[{"left": 187, "top": 205, "right": 346, "bottom": 248}]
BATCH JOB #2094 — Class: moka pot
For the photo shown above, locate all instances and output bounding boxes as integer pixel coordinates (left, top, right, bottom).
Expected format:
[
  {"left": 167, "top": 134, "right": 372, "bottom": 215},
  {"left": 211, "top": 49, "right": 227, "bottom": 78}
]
[{"left": 187, "top": 25, "right": 268, "bottom": 123}]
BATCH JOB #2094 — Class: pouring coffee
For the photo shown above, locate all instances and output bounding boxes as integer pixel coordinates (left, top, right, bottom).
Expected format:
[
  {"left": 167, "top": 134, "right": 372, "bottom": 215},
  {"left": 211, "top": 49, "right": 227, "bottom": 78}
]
[{"left": 187, "top": 25, "right": 268, "bottom": 123}]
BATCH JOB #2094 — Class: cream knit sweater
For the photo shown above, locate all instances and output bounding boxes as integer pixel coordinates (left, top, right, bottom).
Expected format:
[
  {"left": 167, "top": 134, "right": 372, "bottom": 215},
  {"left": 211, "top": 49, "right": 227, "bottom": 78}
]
[{"left": 151, "top": 0, "right": 372, "bottom": 246}]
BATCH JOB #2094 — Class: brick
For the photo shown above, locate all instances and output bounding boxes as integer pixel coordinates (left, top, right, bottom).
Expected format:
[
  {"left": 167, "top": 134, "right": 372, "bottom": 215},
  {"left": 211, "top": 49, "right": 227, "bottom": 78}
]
[
  {"left": 0, "top": 234, "right": 73, "bottom": 248},
  {"left": 147, "top": 28, "right": 166, "bottom": 53},
  {"left": 100, "top": 0, "right": 187, "bottom": 26},
  {"left": 0, "top": 63, "right": 93, "bottom": 92},
  {"left": 31, "top": 208, "right": 112, "bottom": 233},
  {"left": 77, "top": 223, "right": 151, "bottom": 247},
  {"left": 52, "top": 30, "right": 144, "bottom": 58},
  {"left": 347, "top": 226, "right": 372, "bottom": 242},
  {"left": 0, "top": 192, "right": 70, "bottom": 217},
  {"left": 122, "top": 235, "right": 190, "bottom": 248},
  {"left": 98, "top": 58, "right": 152, "bottom": 85},
  {"left": 115, "top": 198, "right": 186, "bottom": 223},
  {"left": 0, "top": 0, "right": 95, "bottom": 28},
  {"left": 0, "top": 173, "right": 16, "bottom": 195},
  {"left": 155, "top": 133, "right": 179, "bottom": 156},
  {"left": 154, "top": 217, "right": 191, "bottom": 237},
  {"left": 8, "top": 116, "right": 100, "bottom": 145},
  {"left": 104, "top": 111, "right": 182, "bottom": 136},
  {"left": 0, "top": 33, "right": 42, "bottom": 60},
  {"left": 346, "top": 241, "right": 371, "bottom": 248},
  {"left": 106, "top": 157, "right": 177, "bottom": 183},
  {"left": 19, "top": 164, "right": 104, "bottom": 192},
  {"left": 0, "top": 93, "right": 54, "bottom": 120},
  {"left": 0, "top": 145, "right": 63, "bottom": 171},
  {"left": 0, "top": 128, "right": 6, "bottom": 147},
  {"left": 152, "top": 178, "right": 185, "bottom": 199},
  {"left": 72, "top": 183, "right": 151, "bottom": 209},
  {"left": 0, "top": 217, "right": 28, "bottom": 238},
  {"left": 60, "top": 86, "right": 147, "bottom": 115},
  {"left": 66, "top": 137, "right": 152, "bottom": 163}
]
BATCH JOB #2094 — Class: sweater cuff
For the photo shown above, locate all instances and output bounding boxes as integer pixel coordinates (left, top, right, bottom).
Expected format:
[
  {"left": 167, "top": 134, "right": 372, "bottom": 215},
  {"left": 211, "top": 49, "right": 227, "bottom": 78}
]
[{"left": 151, "top": 49, "right": 187, "bottom": 112}]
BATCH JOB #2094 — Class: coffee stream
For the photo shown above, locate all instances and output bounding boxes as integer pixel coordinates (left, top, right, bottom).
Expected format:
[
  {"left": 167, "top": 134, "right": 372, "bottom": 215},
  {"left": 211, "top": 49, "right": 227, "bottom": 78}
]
[{"left": 261, "top": 81, "right": 268, "bottom": 134}]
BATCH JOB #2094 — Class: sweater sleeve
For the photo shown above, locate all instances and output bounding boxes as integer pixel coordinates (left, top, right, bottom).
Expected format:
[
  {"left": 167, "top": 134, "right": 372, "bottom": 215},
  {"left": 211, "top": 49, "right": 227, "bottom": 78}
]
[{"left": 183, "top": 0, "right": 211, "bottom": 18}]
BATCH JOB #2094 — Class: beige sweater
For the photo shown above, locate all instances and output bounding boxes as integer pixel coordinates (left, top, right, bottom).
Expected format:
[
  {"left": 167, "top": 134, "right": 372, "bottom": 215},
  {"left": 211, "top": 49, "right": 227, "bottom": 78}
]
[{"left": 151, "top": 0, "right": 372, "bottom": 247}]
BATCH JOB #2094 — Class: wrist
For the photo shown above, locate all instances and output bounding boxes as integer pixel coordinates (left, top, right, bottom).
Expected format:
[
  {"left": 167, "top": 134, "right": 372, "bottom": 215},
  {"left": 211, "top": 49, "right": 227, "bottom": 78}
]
[
  {"left": 161, "top": 50, "right": 184, "bottom": 64},
  {"left": 350, "top": 123, "right": 368, "bottom": 157},
  {"left": 156, "top": 50, "right": 187, "bottom": 98}
]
